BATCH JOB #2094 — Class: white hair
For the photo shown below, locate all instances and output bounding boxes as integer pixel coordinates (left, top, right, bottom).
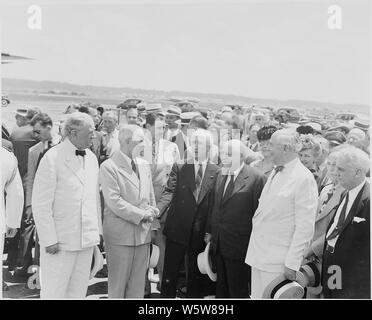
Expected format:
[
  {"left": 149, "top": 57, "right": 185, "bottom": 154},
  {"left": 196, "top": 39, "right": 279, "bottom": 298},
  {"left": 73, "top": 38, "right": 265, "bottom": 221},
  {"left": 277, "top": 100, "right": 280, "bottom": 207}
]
[
  {"left": 272, "top": 129, "right": 302, "bottom": 153},
  {"left": 337, "top": 146, "right": 370, "bottom": 174},
  {"left": 62, "top": 112, "right": 94, "bottom": 137}
]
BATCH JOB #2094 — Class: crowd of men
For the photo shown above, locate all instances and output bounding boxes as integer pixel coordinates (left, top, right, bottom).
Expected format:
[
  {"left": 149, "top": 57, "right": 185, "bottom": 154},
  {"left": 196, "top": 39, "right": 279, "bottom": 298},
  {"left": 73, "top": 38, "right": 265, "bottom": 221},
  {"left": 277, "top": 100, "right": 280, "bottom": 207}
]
[{"left": 1, "top": 102, "right": 370, "bottom": 299}]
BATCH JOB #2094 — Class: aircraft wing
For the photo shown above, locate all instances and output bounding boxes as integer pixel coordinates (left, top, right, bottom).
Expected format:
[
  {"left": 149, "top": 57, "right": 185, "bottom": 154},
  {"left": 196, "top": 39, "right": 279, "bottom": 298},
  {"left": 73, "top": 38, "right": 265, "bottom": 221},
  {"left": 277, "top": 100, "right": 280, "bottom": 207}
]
[{"left": 1, "top": 53, "right": 33, "bottom": 64}]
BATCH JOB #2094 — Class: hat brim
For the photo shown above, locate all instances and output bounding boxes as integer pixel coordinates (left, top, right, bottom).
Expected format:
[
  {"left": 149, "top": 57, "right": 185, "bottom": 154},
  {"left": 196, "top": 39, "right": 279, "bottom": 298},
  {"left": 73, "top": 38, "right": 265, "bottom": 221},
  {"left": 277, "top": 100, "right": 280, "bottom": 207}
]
[
  {"left": 262, "top": 274, "right": 304, "bottom": 299},
  {"left": 149, "top": 244, "right": 160, "bottom": 268},
  {"left": 297, "top": 261, "right": 322, "bottom": 295},
  {"left": 197, "top": 242, "right": 217, "bottom": 282},
  {"left": 15, "top": 111, "right": 28, "bottom": 117},
  {"left": 165, "top": 111, "right": 181, "bottom": 117},
  {"left": 90, "top": 246, "right": 104, "bottom": 280}
]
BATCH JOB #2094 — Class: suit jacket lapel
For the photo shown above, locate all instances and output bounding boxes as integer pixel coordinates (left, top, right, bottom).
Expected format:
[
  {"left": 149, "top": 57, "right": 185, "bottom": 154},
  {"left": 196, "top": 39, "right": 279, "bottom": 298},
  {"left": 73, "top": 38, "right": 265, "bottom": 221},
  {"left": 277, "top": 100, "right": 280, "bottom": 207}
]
[
  {"left": 197, "top": 163, "right": 216, "bottom": 204},
  {"left": 137, "top": 159, "right": 147, "bottom": 199},
  {"left": 64, "top": 156, "right": 86, "bottom": 185},
  {"left": 215, "top": 171, "right": 226, "bottom": 208},
  {"left": 112, "top": 152, "right": 140, "bottom": 189},
  {"left": 340, "top": 182, "right": 369, "bottom": 233},
  {"left": 221, "top": 165, "right": 249, "bottom": 206},
  {"left": 316, "top": 187, "right": 344, "bottom": 222}
]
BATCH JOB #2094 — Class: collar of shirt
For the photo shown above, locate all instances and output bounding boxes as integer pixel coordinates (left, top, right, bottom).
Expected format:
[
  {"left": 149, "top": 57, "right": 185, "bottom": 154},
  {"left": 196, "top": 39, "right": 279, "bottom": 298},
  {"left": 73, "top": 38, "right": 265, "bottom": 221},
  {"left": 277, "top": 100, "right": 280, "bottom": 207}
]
[
  {"left": 120, "top": 150, "right": 133, "bottom": 167},
  {"left": 45, "top": 133, "right": 61, "bottom": 149},
  {"left": 167, "top": 128, "right": 180, "bottom": 140},
  {"left": 65, "top": 137, "right": 79, "bottom": 155},
  {"left": 228, "top": 162, "right": 245, "bottom": 181},
  {"left": 348, "top": 178, "right": 367, "bottom": 203}
]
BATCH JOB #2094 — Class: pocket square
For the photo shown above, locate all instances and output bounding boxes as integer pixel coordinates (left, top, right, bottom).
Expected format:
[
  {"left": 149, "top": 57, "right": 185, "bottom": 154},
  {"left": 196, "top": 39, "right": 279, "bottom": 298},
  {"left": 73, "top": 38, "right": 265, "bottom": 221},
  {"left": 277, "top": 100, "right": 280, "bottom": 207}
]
[{"left": 353, "top": 217, "right": 366, "bottom": 223}]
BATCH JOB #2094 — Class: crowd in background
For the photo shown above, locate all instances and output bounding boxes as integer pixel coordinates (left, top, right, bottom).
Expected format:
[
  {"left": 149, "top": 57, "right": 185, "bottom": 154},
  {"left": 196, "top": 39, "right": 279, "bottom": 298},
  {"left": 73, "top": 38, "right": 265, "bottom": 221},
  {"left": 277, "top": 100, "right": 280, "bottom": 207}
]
[{"left": 1, "top": 100, "right": 370, "bottom": 299}]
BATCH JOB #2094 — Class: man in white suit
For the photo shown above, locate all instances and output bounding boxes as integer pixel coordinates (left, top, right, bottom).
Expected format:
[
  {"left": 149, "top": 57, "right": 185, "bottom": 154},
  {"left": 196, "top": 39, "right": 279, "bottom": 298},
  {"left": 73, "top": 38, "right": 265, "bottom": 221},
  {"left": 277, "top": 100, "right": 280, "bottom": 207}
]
[
  {"left": 1, "top": 147, "right": 24, "bottom": 296},
  {"left": 245, "top": 129, "right": 318, "bottom": 299},
  {"left": 99, "top": 125, "right": 159, "bottom": 298},
  {"left": 32, "top": 112, "right": 102, "bottom": 299}
]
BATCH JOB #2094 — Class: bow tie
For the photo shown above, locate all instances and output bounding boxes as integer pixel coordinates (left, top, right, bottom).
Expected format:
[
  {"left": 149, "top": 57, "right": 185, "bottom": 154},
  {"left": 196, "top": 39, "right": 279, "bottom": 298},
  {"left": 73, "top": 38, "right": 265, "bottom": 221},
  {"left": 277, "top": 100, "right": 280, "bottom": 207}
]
[{"left": 75, "top": 150, "right": 86, "bottom": 157}]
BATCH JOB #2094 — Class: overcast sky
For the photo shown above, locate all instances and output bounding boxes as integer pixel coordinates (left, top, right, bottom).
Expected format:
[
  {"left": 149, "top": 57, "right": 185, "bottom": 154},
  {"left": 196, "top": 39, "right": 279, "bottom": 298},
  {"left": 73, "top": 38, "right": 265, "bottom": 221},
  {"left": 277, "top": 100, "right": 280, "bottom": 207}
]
[{"left": 0, "top": 0, "right": 371, "bottom": 105}]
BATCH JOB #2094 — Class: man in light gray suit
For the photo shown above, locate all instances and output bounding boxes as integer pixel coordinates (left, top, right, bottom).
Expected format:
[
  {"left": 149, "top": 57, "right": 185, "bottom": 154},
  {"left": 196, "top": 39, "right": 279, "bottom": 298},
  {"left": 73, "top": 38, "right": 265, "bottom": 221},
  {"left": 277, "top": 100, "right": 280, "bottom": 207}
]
[{"left": 99, "top": 125, "right": 159, "bottom": 298}]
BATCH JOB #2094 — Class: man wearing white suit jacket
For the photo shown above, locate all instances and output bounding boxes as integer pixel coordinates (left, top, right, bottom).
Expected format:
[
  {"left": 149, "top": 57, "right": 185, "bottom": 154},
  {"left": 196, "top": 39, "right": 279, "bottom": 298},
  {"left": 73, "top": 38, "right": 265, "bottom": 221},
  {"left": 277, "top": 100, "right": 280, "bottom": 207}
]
[
  {"left": 32, "top": 112, "right": 102, "bottom": 299},
  {"left": 1, "top": 147, "right": 24, "bottom": 296},
  {"left": 99, "top": 125, "right": 159, "bottom": 298},
  {"left": 245, "top": 129, "right": 318, "bottom": 299}
]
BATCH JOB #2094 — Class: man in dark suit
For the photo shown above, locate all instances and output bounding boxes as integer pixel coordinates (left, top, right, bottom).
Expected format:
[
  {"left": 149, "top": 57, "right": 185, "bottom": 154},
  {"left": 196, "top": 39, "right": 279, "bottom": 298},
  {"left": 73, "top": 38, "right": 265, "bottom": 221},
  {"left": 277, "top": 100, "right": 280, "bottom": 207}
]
[
  {"left": 206, "top": 139, "right": 266, "bottom": 298},
  {"left": 157, "top": 129, "right": 219, "bottom": 298},
  {"left": 322, "top": 146, "right": 370, "bottom": 299}
]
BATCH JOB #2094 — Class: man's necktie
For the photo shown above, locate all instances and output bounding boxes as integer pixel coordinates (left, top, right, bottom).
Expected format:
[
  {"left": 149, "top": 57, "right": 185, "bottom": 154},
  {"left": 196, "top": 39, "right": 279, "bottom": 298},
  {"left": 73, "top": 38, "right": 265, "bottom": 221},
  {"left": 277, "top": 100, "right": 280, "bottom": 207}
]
[
  {"left": 195, "top": 163, "right": 203, "bottom": 199},
  {"left": 327, "top": 192, "right": 349, "bottom": 241},
  {"left": 75, "top": 150, "right": 86, "bottom": 157},
  {"left": 222, "top": 173, "right": 235, "bottom": 202},
  {"left": 131, "top": 159, "right": 139, "bottom": 179}
]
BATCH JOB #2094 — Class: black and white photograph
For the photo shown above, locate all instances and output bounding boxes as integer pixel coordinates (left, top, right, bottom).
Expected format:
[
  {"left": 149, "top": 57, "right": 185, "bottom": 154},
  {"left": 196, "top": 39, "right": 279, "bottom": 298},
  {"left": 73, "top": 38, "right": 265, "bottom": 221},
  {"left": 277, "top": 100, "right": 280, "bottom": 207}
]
[{"left": 0, "top": 0, "right": 371, "bottom": 306}]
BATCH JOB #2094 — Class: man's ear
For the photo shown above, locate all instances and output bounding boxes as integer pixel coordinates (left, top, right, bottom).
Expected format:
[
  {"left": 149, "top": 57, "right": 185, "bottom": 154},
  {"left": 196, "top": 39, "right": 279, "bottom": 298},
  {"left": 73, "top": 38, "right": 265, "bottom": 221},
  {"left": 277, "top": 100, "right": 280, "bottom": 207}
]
[{"left": 355, "top": 168, "right": 363, "bottom": 178}]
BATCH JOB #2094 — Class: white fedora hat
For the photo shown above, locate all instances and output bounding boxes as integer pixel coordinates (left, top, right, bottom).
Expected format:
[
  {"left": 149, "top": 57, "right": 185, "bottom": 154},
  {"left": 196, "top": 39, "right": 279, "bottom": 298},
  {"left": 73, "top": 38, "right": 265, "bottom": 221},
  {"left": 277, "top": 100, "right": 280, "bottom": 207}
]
[
  {"left": 197, "top": 242, "right": 217, "bottom": 282},
  {"left": 149, "top": 244, "right": 160, "bottom": 269},
  {"left": 90, "top": 245, "right": 104, "bottom": 280},
  {"left": 297, "top": 261, "right": 322, "bottom": 296},
  {"left": 262, "top": 274, "right": 305, "bottom": 299},
  {"left": 296, "top": 261, "right": 321, "bottom": 288}
]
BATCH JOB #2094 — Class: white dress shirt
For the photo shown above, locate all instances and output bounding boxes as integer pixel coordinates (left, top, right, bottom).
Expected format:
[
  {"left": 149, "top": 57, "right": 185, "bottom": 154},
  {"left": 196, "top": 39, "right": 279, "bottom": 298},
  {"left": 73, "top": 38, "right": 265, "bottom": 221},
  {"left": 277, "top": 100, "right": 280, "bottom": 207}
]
[
  {"left": 223, "top": 162, "right": 245, "bottom": 195},
  {"left": 326, "top": 179, "right": 366, "bottom": 248}
]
